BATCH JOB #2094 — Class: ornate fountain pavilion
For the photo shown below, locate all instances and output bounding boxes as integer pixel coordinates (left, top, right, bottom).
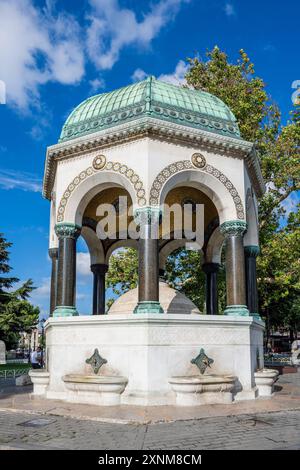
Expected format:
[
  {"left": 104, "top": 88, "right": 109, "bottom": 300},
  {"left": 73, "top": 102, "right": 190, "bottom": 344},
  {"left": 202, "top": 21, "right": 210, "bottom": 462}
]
[{"left": 33, "top": 77, "right": 275, "bottom": 407}]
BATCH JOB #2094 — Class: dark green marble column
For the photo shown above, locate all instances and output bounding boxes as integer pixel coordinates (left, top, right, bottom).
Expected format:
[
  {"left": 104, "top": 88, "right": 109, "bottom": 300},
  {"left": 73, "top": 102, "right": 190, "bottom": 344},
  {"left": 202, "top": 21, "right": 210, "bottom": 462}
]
[
  {"left": 134, "top": 207, "right": 163, "bottom": 313},
  {"left": 202, "top": 262, "right": 220, "bottom": 315},
  {"left": 53, "top": 223, "right": 81, "bottom": 317},
  {"left": 220, "top": 220, "right": 249, "bottom": 316},
  {"left": 48, "top": 248, "right": 58, "bottom": 317},
  {"left": 245, "top": 245, "right": 260, "bottom": 319},
  {"left": 91, "top": 263, "right": 108, "bottom": 315}
]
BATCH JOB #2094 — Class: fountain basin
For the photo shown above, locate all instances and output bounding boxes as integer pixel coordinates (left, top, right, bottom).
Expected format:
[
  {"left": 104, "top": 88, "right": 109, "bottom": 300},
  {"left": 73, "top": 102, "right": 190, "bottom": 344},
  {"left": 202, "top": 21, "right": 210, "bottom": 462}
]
[
  {"left": 168, "top": 374, "right": 236, "bottom": 406},
  {"left": 29, "top": 370, "right": 50, "bottom": 396},
  {"left": 254, "top": 369, "right": 279, "bottom": 397},
  {"left": 62, "top": 374, "right": 128, "bottom": 406}
]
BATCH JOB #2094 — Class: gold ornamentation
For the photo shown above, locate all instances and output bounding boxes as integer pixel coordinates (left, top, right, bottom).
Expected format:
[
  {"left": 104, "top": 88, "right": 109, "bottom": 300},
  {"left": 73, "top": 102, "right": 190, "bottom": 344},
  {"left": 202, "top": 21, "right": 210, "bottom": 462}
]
[
  {"left": 92, "top": 154, "right": 106, "bottom": 170},
  {"left": 191, "top": 153, "right": 206, "bottom": 169},
  {"left": 57, "top": 160, "right": 146, "bottom": 222},
  {"left": 149, "top": 159, "right": 245, "bottom": 219}
]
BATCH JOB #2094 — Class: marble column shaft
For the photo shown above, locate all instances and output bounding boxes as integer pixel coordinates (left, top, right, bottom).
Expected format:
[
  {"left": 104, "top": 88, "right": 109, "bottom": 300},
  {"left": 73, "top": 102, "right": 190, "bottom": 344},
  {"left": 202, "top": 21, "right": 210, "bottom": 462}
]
[
  {"left": 202, "top": 262, "right": 219, "bottom": 315},
  {"left": 134, "top": 208, "right": 163, "bottom": 313},
  {"left": 245, "top": 245, "right": 260, "bottom": 317},
  {"left": 91, "top": 264, "right": 108, "bottom": 315},
  {"left": 220, "top": 220, "right": 249, "bottom": 316},
  {"left": 48, "top": 248, "right": 58, "bottom": 317},
  {"left": 54, "top": 223, "right": 81, "bottom": 317}
]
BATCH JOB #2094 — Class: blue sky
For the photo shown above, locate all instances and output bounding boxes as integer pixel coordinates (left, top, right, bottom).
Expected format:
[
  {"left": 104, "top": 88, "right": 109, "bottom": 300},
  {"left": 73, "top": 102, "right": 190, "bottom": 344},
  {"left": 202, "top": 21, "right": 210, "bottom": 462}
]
[{"left": 0, "top": 0, "right": 299, "bottom": 318}]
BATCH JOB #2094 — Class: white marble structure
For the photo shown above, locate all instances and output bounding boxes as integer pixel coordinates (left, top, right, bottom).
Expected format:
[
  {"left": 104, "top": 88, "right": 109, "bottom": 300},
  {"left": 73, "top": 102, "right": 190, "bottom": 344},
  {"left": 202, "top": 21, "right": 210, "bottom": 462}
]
[{"left": 40, "top": 77, "right": 267, "bottom": 407}]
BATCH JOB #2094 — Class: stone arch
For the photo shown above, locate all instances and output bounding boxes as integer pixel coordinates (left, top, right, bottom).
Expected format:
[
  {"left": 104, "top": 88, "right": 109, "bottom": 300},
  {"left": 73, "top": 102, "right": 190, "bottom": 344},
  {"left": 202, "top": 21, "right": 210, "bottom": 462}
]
[
  {"left": 205, "top": 226, "right": 224, "bottom": 264},
  {"left": 105, "top": 239, "right": 138, "bottom": 265},
  {"left": 57, "top": 161, "right": 146, "bottom": 225},
  {"left": 159, "top": 239, "right": 203, "bottom": 271},
  {"left": 244, "top": 188, "right": 259, "bottom": 246},
  {"left": 149, "top": 160, "right": 245, "bottom": 223},
  {"left": 81, "top": 226, "right": 105, "bottom": 264}
]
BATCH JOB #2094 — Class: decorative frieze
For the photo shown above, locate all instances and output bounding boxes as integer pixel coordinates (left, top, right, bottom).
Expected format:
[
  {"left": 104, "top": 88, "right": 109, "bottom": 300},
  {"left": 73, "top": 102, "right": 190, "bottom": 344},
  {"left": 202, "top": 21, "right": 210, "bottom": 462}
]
[
  {"left": 56, "top": 159, "right": 146, "bottom": 223},
  {"left": 149, "top": 159, "right": 245, "bottom": 220}
]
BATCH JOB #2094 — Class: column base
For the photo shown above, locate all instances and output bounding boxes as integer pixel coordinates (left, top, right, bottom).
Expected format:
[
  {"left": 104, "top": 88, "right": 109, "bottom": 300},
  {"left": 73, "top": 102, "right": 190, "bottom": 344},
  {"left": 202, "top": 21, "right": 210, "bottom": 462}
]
[
  {"left": 251, "top": 312, "right": 262, "bottom": 320},
  {"left": 133, "top": 301, "right": 164, "bottom": 314},
  {"left": 53, "top": 306, "right": 79, "bottom": 318},
  {"left": 224, "top": 305, "right": 249, "bottom": 317}
]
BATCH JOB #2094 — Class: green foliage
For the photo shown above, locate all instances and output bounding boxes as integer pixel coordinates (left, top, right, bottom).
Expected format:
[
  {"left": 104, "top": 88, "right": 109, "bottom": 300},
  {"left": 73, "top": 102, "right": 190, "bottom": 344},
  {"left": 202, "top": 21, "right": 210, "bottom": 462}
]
[
  {"left": 186, "top": 47, "right": 300, "bottom": 331},
  {"left": 106, "top": 248, "right": 138, "bottom": 308},
  {"left": 0, "top": 233, "right": 39, "bottom": 348}
]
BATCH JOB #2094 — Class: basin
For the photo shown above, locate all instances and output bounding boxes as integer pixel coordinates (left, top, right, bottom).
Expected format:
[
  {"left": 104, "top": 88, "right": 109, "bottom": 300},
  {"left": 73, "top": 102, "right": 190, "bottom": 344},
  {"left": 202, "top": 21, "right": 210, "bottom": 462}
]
[
  {"left": 62, "top": 374, "right": 128, "bottom": 406},
  {"left": 254, "top": 369, "right": 279, "bottom": 397},
  {"left": 168, "top": 374, "right": 236, "bottom": 406},
  {"left": 29, "top": 370, "right": 50, "bottom": 396}
]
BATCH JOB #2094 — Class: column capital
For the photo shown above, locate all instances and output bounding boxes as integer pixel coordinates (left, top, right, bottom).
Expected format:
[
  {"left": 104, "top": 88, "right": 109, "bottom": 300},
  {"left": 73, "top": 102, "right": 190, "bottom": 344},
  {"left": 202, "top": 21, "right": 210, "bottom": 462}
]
[
  {"left": 202, "top": 262, "right": 220, "bottom": 274},
  {"left": 133, "top": 206, "right": 161, "bottom": 225},
  {"left": 91, "top": 263, "right": 108, "bottom": 275},
  {"left": 55, "top": 222, "right": 81, "bottom": 239},
  {"left": 48, "top": 247, "right": 58, "bottom": 259},
  {"left": 220, "top": 220, "right": 247, "bottom": 238},
  {"left": 244, "top": 245, "right": 260, "bottom": 257}
]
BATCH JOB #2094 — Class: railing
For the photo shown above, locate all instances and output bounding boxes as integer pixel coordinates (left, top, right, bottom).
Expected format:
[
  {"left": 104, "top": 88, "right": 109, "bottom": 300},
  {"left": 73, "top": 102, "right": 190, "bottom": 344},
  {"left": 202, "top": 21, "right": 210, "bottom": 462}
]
[
  {"left": 5, "top": 359, "right": 29, "bottom": 364},
  {"left": 0, "top": 369, "right": 30, "bottom": 379},
  {"left": 264, "top": 353, "right": 292, "bottom": 365}
]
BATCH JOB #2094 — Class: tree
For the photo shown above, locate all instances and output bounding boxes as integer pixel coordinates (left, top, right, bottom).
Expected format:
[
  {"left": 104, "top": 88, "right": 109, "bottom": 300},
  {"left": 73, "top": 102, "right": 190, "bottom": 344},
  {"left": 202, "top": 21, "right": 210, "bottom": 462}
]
[
  {"left": 0, "top": 234, "right": 39, "bottom": 349},
  {"left": 105, "top": 47, "right": 300, "bottom": 333},
  {"left": 106, "top": 248, "right": 138, "bottom": 309},
  {"left": 185, "top": 48, "right": 300, "bottom": 329}
]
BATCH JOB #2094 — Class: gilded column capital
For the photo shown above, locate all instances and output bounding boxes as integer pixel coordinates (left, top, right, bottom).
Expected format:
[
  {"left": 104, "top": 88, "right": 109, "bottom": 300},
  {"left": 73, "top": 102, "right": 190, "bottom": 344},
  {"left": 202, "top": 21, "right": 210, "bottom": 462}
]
[
  {"left": 244, "top": 245, "right": 260, "bottom": 257},
  {"left": 55, "top": 222, "right": 81, "bottom": 239},
  {"left": 220, "top": 220, "right": 247, "bottom": 238}
]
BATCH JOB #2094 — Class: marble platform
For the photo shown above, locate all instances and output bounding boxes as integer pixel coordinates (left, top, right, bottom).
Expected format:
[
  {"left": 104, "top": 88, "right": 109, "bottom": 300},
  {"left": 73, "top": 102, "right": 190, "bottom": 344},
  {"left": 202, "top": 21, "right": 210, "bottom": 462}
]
[{"left": 42, "top": 314, "right": 264, "bottom": 406}]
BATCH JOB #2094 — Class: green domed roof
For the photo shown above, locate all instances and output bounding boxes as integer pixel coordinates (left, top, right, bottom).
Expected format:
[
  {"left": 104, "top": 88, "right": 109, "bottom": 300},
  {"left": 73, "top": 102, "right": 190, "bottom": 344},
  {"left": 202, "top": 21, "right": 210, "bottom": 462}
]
[{"left": 59, "top": 76, "right": 240, "bottom": 143}]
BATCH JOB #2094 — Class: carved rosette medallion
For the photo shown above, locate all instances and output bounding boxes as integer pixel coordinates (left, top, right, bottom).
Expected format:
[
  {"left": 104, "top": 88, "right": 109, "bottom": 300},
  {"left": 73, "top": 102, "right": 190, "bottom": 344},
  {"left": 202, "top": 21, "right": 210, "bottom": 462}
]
[
  {"left": 92, "top": 154, "right": 106, "bottom": 170},
  {"left": 191, "top": 153, "right": 206, "bottom": 169}
]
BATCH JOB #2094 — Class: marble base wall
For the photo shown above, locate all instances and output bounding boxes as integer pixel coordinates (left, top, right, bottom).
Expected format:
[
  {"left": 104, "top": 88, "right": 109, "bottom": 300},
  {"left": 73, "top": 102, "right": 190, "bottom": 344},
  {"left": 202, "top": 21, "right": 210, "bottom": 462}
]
[{"left": 44, "top": 314, "right": 265, "bottom": 406}]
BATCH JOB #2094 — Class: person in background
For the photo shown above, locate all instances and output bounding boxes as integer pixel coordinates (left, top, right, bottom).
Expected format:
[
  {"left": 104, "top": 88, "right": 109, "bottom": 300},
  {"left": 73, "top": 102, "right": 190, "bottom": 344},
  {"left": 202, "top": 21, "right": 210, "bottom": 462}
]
[{"left": 30, "top": 347, "right": 42, "bottom": 369}]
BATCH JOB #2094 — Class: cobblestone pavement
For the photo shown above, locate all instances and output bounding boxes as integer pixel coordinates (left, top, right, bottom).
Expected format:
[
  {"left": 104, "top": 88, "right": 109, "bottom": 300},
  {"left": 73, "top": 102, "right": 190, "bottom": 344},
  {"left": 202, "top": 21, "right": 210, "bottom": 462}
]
[
  {"left": 0, "top": 373, "right": 299, "bottom": 450},
  {"left": 0, "top": 408, "right": 299, "bottom": 450}
]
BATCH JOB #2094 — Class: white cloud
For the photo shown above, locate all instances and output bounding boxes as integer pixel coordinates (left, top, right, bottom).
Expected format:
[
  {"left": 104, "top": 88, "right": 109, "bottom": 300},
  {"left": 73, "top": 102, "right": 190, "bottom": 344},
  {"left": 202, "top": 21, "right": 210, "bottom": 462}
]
[
  {"left": 86, "top": 0, "right": 190, "bottom": 70},
  {"left": 224, "top": 3, "right": 236, "bottom": 17},
  {"left": 131, "top": 60, "right": 189, "bottom": 86},
  {"left": 89, "top": 77, "right": 106, "bottom": 92},
  {"left": 0, "top": 0, "right": 84, "bottom": 110},
  {"left": 30, "top": 278, "right": 50, "bottom": 309},
  {"left": 77, "top": 252, "right": 92, "bottom": 276},
  {"left": 158, "top": 60, "right": 189, "bottom": 85},
  {"left": 131, "top": 68, "right": 148, "bottom": 82},
  {"left": 0, "top": 169, "right": 42, "bottom": 192}
]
